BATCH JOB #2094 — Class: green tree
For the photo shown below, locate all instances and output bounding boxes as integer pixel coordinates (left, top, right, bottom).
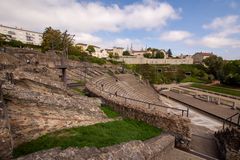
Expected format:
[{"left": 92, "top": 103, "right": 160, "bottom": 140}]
[
  {"left": 0, "top": 34, "right": 12, "bottom": 47},
  {"left": 143, "top": 53, "right": 152, "bottom": 58},
  {"left": 146, "top": 47, "right": 152, "bottom": 51},
  {"left": 203, "top": 55, "right": 224, "bottom": 80},
  {"left": 222, "top": 60, "right": 240, "bottom": 85},
  {"left": 0, "top": 33, "right": 6, "bottom": 47},
  {"left": 41, "top": 27, "right": 63, "bottom": 52},
  {"left": 114, "top": 53, "right": 119, "bottom": 59},
  {"left": 62, "top": 30, "right": 74, "bottom": 46},
  {"left": 86, "top": 45, "right": 95, "bottom": 54},
  {"left": 155, "top": 51, "right": 164, "bottom": 59},
  {"left": 167, "top": 49, "right": 172, "bottom": 57},
  {"left": 123, "top": 50, "right": 130, "bottom": 56},
  {"left": 108, "top": 52, "right": 113, "bottom": 58},
  {"left": 8, "top": 40, "right": 24, "bottom": 48}
]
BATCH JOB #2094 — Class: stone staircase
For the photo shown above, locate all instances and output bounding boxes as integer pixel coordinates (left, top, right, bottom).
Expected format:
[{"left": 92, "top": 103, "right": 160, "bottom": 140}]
[{"left": 90, "top": 74, "right": 163, "bottom": 107}]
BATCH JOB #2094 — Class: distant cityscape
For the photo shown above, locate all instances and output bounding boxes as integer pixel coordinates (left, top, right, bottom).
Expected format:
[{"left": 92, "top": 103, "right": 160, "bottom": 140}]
[{"left": 0, "top": 24, "right": 214, "bottom": 64}]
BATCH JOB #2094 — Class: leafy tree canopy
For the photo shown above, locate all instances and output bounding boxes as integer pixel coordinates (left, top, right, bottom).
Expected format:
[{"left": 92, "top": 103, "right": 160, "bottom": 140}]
[
  {"left": 123, "top": 50, "right": 130, "bottom": 56},
  {"left": 203, "top": 55, "right": 224, "bottom": 80},
  {"left": 167, "top": 49, "right": 173, "bottom": 57},
  {"left": 41, "top": 27, "right": 74, "bottom": 52},
  {"left": 155, "top": 50, "right": 165, "bottom": 59},
  {"left": 86, "top": 45, "right": 95, "bottom": 53}
]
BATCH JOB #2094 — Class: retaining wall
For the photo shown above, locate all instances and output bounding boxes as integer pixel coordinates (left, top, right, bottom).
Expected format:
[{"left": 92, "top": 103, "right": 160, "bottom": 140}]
[
  {"left": 118, "top": 56, "right": 193, "bottom": 64},
  {"left": 86, "top": 83, "right": 191, "bottom": 149}
]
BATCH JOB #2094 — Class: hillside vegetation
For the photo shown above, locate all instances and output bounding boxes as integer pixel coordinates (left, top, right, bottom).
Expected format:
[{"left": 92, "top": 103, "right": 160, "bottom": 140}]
[{"left": 125, "top": 64, "right": 210, "bottom": 84}]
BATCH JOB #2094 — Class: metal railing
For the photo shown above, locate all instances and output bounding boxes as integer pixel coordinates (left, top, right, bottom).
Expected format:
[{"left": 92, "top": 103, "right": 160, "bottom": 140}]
[
  {"left": 90, "top": 81, "right": 189, "bottom": 117},
  {"left": 223, "top": 112, "right": 240, "bottom": 129}
]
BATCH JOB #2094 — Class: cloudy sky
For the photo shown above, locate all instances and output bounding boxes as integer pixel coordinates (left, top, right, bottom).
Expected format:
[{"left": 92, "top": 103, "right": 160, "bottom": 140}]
[{"left": 0, "top": 0, "right": 240, "bottom": 59}]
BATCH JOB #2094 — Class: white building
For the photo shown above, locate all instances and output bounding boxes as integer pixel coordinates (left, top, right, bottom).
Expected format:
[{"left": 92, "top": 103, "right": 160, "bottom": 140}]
[
  {"left": 75, "top": 43, "right": 108, "bottom": 58},
  {"left": 0, "top": 24, "right": 42, "bottom": 46},
  {"left": 118, "top": 56, "right": 193, "bottom": 64},
  {"left": 92, "top": 49, "right": 108, "bottom": 58},
  {"left": 113, "top": 47, "right": 124, "bottom": 57}
]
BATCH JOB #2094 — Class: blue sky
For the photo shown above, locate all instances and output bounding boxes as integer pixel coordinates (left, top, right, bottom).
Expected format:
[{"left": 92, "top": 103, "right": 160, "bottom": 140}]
[{"left": 0, "top": 0, "right": 240, "bottom": 59}]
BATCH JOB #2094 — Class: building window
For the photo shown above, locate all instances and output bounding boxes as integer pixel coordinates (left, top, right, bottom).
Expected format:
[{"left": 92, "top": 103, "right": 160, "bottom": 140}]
[
  {"left": 8, "top": 31, "right": 16, "bottom": 35},
  {"left": 26, "top": 36, "right": 33, "bottom": 41}
]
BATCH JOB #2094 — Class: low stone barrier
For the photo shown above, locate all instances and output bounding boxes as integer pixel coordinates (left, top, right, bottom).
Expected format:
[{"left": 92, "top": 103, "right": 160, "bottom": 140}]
[{"left": 16, "top": 134, "right": 175, "bottom": 160}]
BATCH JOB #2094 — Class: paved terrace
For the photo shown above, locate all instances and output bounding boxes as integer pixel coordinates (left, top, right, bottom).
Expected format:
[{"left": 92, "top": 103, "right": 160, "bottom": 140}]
[{"left": 161, "top": 91, "right": 239, "bottom": 126}]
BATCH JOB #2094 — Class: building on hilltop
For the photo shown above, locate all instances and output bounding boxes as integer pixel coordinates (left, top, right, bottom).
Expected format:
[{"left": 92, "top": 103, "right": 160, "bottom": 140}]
[
  {"left": 0, "top": 24, "right": 42, "bottom": 46},
  {"left": 93, "top": 49, "right": 108, "bottom": 58},
  {"left": 129, "top": 49, "right": 168, "bottom": 59},
  {"left": 130, "top": 50, "right": 148, "bottom": 56},
  {"left": 75, "top": 43, "right": 108, "bottom": 58},
  {"left": 105, "top": 48, "right": 113, "bottom": 53},
  {"left": 192, "top": 52, "right": 214, "bottom": 64},
  {"left": 91, "top": 45, "right": 108, "bottom": 58},
  {"left": 113, "top": 47, "right": 124, "bottom": 57},
  {"left": 75, "top": 43, "right": 88, "bottom": 51},
  {"left": 105, "top": 47, "right": 124, "bottom": 58}
]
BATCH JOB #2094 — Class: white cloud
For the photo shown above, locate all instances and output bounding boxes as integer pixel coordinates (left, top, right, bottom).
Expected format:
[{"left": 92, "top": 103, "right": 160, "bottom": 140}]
[
  {"left": 200, "top": 35, "right": 240, "bottom": 48},
  {"left": 186, "top": 34, "right": 240, "bottom": 49},
  {"left": 186, "top": 15, "right": 240, "bottom": 49},
  {"left": 100, "top": 38, "right": 144, "bottom": 50},
  {"left": 75, "top": 33, "right": 102, "bottom": 45},
  {"left": 0, "top": 0, "right": 179, "bottom": 33},
  {"left": 160, "top": 30, "right": 192, "bottom": 41},
  {"left": 113, "top": 38, "right": 132, "bottom": 48},
  {"left": 202, "top": 15, "right": 239, "bottom": 30}
]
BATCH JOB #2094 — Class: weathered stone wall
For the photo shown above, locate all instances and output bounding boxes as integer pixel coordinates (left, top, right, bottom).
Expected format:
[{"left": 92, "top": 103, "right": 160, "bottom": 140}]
[
  {"left": 0, "top": 81, "right": 13, "bottom": 160},
  {"left": 16, "top": 134, "right": 175, "bottom": 160},
  {"left": 2, "top": 82, "right": 109, "bottom": 147},
  {"left": 86, "top": 82, "right": 191, "bottom": 149},
  {"left": 215, "top": 128, "right": 240, "bottom": 160},
  {"left": 118, "top": 56, "right": 193, "bottom": 64},
  {"left": 0, "top": 128, "right": 12, "bottom": 159},
  {"left": 13, "top": 65, "right": 64, "bottom": 89}
]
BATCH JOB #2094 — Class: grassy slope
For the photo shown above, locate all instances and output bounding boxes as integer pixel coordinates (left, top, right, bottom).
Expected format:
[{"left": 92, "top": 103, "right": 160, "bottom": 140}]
[
  {"left": 72, "top": 87, "right": 86, "bottom": 96},
  {"left": 181, "top": 77, "right": 202, "bottom": 83},
  {"left": 13, "top": 119, "right": 162, "bottom": 158},
  {"left": 191, "top": 83, "right": 240, "bottom": 97},
  {"left": 101, "top": 104, "right": 120, "bottom": 118}
]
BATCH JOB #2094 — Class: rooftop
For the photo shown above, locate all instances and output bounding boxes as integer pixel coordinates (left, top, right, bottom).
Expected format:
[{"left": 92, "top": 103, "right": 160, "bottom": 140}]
[{"left": 0, "top": 24, "right": 42, "bottom": 34}]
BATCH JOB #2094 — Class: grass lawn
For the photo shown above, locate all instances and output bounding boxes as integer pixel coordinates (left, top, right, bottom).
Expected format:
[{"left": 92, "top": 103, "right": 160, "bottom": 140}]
[
  {"left": 191, "top": 83, "right": 240, "bottom": 97},
  {"left": 215, "top": 84, "right": 240, "bottom": 90},
  {"left": 181, "top": 77, "right": 204, "bottom": 83},
  {"left": 72, "top": 87, "right": 86, "bottom": 96},
  {"left": 101, "top": 104, "right": 120, "bottom": 118},
  {"left": 13, "top": 119, "right": 162, "bottom": 158}
]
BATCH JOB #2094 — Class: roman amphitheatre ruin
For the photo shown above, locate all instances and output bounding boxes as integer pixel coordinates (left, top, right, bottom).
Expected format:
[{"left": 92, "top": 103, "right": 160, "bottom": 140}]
[{"left": 0, "top": 47, "right": 239, "bottom": 160}]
